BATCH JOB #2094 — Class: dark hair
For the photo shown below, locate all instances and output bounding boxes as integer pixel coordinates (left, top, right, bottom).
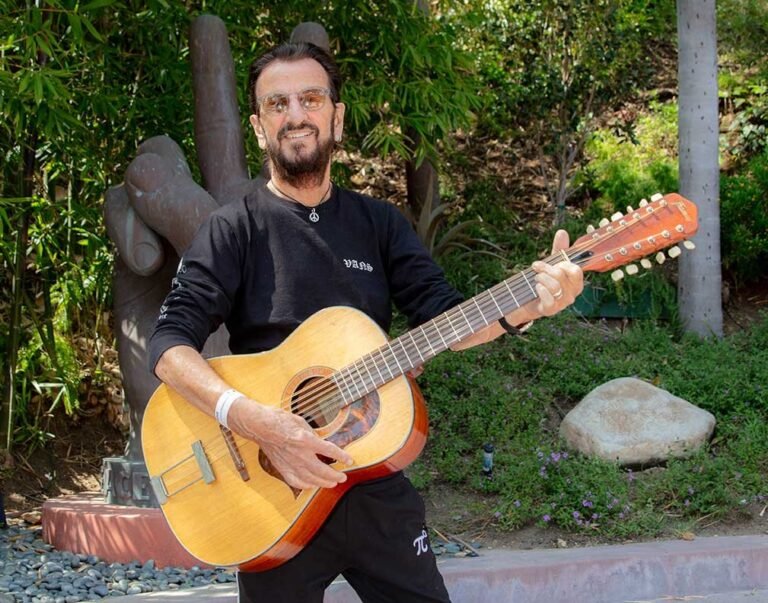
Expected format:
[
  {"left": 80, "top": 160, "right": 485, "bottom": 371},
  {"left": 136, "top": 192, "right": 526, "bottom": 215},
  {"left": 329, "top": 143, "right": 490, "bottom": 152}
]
[{"left": 248, "top": 42, "right": 342, "bottom": 115}]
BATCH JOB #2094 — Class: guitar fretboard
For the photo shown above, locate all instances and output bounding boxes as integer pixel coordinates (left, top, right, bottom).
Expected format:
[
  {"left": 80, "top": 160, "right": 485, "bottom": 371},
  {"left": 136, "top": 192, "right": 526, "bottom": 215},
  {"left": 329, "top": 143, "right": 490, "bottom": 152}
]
[{"left": 330, "top": 255, "right": 577, "bottom": 406}]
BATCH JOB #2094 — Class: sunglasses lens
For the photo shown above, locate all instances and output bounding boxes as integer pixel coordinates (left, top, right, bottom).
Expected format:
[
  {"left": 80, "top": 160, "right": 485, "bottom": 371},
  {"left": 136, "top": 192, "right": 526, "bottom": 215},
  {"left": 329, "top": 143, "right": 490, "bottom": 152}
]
[{"left": 300, "top": 89, "right": 328, "bottom": 111}]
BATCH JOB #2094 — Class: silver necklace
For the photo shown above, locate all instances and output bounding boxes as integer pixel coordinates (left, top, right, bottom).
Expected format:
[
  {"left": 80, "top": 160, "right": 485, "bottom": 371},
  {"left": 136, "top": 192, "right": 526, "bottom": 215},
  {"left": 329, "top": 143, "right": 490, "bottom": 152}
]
[{"left": 270, "top": 181, "right": 332, "bottom": 223}]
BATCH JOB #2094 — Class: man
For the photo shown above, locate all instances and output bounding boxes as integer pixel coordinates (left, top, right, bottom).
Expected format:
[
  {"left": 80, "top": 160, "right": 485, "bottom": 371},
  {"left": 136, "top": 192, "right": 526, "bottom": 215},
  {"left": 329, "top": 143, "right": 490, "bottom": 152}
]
[{"left": 149, "top": 42, "right": 583, "bottom": 603}]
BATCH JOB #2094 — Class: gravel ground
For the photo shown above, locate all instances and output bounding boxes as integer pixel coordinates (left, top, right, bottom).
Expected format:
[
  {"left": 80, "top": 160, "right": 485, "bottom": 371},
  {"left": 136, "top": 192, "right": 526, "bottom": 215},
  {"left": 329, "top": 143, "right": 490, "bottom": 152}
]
[
  {"left": 0, "top": 520, "right": 476, "bottom": 603},
  {"left": 0, "top": 521, "right": 236, "bottom": 603}
]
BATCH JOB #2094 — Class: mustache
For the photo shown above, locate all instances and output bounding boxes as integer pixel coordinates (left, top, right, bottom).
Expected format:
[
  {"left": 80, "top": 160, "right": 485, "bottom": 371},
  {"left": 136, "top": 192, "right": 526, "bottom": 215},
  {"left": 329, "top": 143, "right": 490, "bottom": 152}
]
[{"left": 278, "top": 122, "right": 319, "bottom": 140}]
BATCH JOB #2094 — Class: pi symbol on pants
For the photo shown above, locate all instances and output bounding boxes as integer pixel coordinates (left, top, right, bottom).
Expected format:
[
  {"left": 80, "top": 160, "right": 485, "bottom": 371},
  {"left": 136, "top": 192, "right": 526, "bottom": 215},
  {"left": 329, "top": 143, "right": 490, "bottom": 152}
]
[{"left": 413, "top": 529, "right": 429, "bottom": 556}]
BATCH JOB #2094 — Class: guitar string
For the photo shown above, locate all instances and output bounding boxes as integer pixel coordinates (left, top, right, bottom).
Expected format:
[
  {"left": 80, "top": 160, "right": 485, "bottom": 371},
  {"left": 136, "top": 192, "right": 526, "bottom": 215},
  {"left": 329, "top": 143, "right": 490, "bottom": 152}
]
[
  {"left": 282, "top": 210, "right": 682, "bottom": 424},
  {"left": 290, "top": 206, "right": 675, "bottom": 421},
  {"left": 161, "top": 204, "right": 683, "bottom": 490}
]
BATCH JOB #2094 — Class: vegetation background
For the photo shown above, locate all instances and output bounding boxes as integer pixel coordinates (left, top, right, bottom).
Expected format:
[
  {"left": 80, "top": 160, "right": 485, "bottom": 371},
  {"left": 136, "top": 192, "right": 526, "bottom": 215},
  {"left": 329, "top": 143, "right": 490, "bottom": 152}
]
[{"left": 1, "top": 0, "right": 768, "bottom": 543}]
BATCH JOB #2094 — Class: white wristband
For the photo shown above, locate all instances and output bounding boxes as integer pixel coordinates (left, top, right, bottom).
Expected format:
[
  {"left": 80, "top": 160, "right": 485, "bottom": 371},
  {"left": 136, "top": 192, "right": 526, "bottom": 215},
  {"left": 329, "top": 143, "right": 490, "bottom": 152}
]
[{"left": 214, "top": 389, "right": 243, "bottom": 429}]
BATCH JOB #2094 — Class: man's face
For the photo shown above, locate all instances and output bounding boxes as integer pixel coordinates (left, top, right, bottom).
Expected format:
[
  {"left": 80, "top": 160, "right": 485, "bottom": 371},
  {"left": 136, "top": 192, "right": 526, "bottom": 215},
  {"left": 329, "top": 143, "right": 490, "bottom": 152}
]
[{"left": 249, "top": 58, "right": 345, "bottom": 188}]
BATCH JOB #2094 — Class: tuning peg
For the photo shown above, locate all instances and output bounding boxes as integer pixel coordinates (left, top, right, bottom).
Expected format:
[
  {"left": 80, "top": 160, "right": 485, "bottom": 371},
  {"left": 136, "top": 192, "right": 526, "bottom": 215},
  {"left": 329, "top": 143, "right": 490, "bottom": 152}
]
[
  {"left": 668, "top": 246, "right": 681, "bottom": 258},
  {"left": 626, "top": 264, "right": 639, "bottom": 275},
  {"left": 626, "top": 205, "right": 634, "bottom": 213},
  {"left": 639, "top": 199, "right": 649, "bottom": 207},
  {"left": 586, "top": 224, "right": 595, "bottom": 233},
  {"left": 599, "top": 218, "right": 610, "bottom": 227},
  {"left": 683, "top": 240, "right": 696, "bottom": 250},
  {"left": 611, "top": 269, "right": 625, "bottom": 282},
  {"left": 611, "top": 211, "right": 624, "bottom": 222},
  {"left": 641, "top": 258, "right": 653, "bottom": 269},
  {"left": 656, "top": 252, "right": 666, "bottom": 264},
  {"left": 651, "top": 193, "right": 663, "bottom": 202}
]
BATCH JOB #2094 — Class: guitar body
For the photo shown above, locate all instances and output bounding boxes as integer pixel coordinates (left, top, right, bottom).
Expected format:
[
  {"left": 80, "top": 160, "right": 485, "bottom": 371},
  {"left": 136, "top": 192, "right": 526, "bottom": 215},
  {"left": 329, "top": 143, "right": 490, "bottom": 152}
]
[{"left": 142, "top": 306, "right": 428, "bottom": 571}]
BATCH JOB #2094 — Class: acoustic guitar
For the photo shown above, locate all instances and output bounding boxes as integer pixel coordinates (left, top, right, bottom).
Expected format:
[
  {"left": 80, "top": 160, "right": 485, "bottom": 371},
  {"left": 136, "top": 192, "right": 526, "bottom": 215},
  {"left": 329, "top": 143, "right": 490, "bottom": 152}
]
[{"left": 142, "top": 192, "right": 698, "bottom": 571}]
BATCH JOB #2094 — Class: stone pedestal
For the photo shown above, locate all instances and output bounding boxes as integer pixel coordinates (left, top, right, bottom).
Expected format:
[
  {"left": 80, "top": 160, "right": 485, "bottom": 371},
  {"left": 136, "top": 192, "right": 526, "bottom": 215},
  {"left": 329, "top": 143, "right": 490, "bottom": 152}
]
[{"left": 42, "top": 493, "right": 208, "bottom": 569}]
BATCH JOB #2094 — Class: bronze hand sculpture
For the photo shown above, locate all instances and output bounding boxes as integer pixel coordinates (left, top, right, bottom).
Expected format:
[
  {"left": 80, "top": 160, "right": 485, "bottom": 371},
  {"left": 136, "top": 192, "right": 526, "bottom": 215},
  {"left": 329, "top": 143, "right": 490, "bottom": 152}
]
[{"left": 103, "top": 16, "right": 330, "bottom": 506}]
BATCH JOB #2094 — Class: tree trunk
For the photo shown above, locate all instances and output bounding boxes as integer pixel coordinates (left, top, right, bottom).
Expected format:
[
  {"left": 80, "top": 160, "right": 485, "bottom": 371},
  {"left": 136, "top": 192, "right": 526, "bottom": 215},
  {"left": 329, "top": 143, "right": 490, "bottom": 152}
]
[
  {"left": 676, "top": 0, "right": 723, "bottom": 337},
  {"left": 405, "top": 0, "right": 441, "bottom": 222}
]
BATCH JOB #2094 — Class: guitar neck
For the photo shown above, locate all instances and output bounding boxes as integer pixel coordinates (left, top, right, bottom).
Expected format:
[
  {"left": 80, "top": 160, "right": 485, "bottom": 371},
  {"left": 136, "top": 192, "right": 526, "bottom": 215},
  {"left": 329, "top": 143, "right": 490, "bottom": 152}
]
[
  {"left": 331, "top": 249, "right": 592, "bottom": 405},
  {"left": 330, "top": 192, "right": 700, "bottom": 405}
]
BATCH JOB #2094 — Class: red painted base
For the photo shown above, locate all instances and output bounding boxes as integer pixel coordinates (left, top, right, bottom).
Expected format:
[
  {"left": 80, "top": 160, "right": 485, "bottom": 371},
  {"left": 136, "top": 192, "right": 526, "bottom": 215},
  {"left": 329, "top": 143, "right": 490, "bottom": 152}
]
[{"left": 42, "top": 493, "right": 209, "bottom": 568}]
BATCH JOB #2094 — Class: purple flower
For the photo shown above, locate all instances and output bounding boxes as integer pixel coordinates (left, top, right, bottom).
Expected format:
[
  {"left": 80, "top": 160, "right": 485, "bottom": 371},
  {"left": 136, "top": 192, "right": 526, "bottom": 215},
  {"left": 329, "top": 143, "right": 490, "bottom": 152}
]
[
  {"left": 582, "top": 500, "right": 593, "bottom": 508},
  {"left": 592, "top": 513, "right": 600, "bottom": 520},
  {"left": 550, "top": 452, "right": 562, "bottom": 463},
  {"left": 688, "top": 487, "right": 695, "bottom": 495},
  {"left": 543, "top": 514, "right": 551, "bottom": 523},
  {"left": 684, "top": 499, "right": 691, "bottom": 507},
  {"left": 514, "top": 500, "right": 521, "bottom": 508},
  {"left": 572, "top": 511, "right": 581, "bottom": 519}
]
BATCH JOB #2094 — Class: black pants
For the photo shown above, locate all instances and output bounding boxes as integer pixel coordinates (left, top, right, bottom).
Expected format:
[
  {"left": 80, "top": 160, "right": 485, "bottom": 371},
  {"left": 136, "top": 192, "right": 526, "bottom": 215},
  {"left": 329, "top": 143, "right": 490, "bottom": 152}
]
[{"left": 237, "top": 473, "right": 451, "bottom": 603}]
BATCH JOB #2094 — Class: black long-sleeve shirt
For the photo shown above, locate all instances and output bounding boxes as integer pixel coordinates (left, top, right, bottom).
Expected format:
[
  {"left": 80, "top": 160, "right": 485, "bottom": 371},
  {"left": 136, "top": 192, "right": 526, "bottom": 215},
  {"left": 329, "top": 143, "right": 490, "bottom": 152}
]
[{"left": 148, "top": 181, "right": 463, "bottom": 372}]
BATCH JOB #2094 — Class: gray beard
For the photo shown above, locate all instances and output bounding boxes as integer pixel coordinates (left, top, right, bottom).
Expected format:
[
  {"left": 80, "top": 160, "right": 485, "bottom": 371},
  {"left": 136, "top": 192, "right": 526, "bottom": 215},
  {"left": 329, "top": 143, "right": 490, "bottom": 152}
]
[{"left": 266, "top": 124, "right": 336, "bottom": 188}]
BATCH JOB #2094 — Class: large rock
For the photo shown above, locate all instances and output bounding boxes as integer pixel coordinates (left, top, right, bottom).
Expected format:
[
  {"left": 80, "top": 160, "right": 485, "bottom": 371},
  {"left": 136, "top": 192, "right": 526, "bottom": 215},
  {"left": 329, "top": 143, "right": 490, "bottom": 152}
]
[{"left": 560, "top": 377, "right": 716, "bottom": 465}]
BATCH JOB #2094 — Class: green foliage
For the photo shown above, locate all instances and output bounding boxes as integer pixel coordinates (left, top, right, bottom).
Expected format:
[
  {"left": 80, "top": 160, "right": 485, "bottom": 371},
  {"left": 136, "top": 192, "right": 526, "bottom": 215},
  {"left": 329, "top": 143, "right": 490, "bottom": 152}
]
[
  {"left": 720, "top": 148, "right": 768, "bottom": 285},
  {"left": 580, "top": 101, "right": 678, "bottom": 219},
  {"left": 721, "top": 71, "right": 768, "bottom": 161},
  {"left": 450, "top": 0, "right": 675, "bottom": 135},
  {"left": 718, "top": 0, "right": 768, "bottom": 77},
  {"left": 0, "top": 0, "right": 482, "bottom": 448},
  {"left": 415, "top": 311, "right": 768, "bottom": 538}
]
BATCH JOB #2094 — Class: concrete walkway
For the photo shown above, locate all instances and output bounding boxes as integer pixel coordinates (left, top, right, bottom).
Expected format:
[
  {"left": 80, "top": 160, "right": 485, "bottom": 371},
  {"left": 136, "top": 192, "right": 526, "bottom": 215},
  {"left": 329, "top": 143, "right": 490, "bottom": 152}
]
[{"left": 111, "top": 534, "right": 768, "bottom": 603}]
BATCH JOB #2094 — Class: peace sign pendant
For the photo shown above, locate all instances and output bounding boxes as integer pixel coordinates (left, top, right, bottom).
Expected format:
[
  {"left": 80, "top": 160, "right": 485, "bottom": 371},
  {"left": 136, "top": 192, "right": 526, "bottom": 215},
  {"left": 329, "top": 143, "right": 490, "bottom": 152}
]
[{"left": 309, "top": 208, "right": 320, "bottom": 223}]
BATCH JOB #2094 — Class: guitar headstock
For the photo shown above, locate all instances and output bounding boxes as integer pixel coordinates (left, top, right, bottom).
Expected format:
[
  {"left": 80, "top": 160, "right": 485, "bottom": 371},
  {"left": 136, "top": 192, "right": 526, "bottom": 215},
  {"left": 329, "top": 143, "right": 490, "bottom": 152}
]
[{"left": 570, "top": 193, "right": 698, "bottom": 279}]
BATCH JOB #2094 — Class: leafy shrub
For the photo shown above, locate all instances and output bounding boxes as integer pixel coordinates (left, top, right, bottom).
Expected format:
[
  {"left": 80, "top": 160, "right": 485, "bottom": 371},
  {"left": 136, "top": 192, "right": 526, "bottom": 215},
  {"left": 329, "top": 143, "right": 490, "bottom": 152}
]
[
  {"left": 580, "top": 101, "right": 679, "bottom": 221},
  {"left": 720, "top": 148, "right": 768, "bottom": 284},
  {"left": 416, "top": 311, "right": 768, "bottom": 538}
]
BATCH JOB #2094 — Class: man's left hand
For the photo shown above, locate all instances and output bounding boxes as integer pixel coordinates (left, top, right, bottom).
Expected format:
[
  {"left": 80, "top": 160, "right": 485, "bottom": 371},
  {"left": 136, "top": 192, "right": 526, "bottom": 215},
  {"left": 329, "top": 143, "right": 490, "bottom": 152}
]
[{"left": 526, "top": 229, "right": 584, "bottom": 320}]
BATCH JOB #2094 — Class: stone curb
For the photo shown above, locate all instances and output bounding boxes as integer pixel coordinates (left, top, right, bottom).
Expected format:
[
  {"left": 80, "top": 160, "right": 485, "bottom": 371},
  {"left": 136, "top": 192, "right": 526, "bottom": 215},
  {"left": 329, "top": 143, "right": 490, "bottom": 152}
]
[{"left": 110, "top": 534, "right": 768, "bottom": 603}]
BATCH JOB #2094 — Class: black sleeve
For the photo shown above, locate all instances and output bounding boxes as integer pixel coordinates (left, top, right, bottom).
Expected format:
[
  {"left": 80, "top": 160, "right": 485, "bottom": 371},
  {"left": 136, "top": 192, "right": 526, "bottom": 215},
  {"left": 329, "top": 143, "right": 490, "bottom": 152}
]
[
  {"left": 147, "top": 213, "right": 244, "bottom": 375},
  {"left": 384, "top": 205, "right": 464, "bottom": 327}
]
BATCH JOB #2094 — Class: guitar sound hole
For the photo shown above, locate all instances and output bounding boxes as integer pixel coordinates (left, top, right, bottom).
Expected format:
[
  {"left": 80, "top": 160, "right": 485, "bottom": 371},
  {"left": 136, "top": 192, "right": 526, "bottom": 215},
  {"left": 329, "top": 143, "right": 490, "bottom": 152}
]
[{"left": 291, "top": 377, "right": 340, "bottom": 428}]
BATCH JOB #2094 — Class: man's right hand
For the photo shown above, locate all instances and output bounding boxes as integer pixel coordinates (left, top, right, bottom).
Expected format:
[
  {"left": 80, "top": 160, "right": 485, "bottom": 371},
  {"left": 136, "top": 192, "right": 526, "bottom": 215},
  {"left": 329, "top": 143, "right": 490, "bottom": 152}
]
[{"left": 228, "top": 399, "right": 354, "bottom": 490}]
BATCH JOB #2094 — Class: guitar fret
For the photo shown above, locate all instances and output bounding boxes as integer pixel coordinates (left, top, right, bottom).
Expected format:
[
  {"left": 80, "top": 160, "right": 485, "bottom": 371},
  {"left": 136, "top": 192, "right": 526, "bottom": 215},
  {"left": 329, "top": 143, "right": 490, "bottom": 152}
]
[
  {"left": 349, "top": 363, "right": 365, "bottom": 399},
  {"left": 457, "top": 304, "right": 474, "bottom": 333},
  {"left": 388, "top": 342, "right": 405, "bottom": 374},
  {"left": 433, "top": 318, "right": 449, "bottom": 349},
  {"left": 488, "top": 289, "right": 504, "bottom": 317},
  {"left": 357, "top": 357, "right": 376, "bottom": 391},
  {"left": 334, "top": 371, "right": 354, "bottom": 404},
  {"left": 420, "top": 324, "right": 437, "bottom": 357},
  {"left": 408, "top": 331, "right": 425, "bottom": 363},
  {"left": 503, "top": 279, "right": 520, "bottom": 308},
  {"left": 522, "top": 271, "right": 537, "bottom": 297},
  {"left": 473, "top": 298, "right": 489, "bottom": 326},
  {"left": 398, "top": 338, "right": 414, "bottom": 369},
  {"left": 379, "top": 348, "right": 395, "bottom": 380},
  {"left": 371, "top": 351, "right": 386, "bottom": 385},
  {"left": 445, "top": 311, "right": 461, "bottom": 342}
]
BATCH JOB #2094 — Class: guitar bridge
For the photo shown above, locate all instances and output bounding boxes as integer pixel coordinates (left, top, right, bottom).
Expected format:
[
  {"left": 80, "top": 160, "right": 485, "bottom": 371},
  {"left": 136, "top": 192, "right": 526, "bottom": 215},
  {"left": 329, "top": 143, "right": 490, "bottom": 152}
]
[
  {"left": 220, "top": 426, "right": 250, "bottom": 482},
  {"left": 150, "top": 440, "right": 215, "bottom": 505}
]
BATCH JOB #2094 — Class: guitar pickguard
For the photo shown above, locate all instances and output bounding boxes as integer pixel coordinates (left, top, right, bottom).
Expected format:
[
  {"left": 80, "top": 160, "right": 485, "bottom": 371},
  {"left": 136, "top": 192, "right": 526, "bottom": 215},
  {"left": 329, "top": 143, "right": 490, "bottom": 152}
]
[{"left": 258, "top": 391, "right": 381, "bottom": 498}]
